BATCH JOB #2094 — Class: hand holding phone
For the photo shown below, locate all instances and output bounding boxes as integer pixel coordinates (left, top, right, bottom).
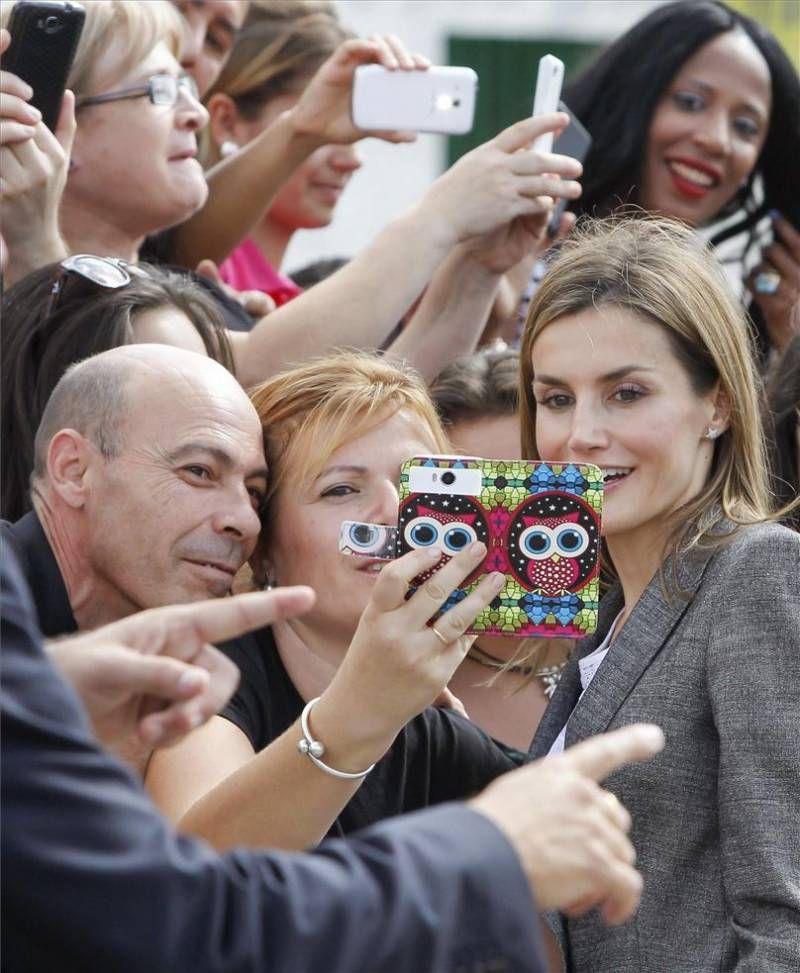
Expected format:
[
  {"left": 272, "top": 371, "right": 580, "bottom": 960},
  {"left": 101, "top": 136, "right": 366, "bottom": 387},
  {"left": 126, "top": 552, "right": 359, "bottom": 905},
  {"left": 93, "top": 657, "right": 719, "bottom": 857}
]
[
  {"left": 351, "top": 64, "right": 477, "bottom": 135},
  {"left": 3, "top": 1, "right": 85, "bottom": 132},
  {"left": 341, "top": 457, "right": 604, "bottom": 639},
  {"left": 530, "top": 55, "right": 565, "bottom": 154}
]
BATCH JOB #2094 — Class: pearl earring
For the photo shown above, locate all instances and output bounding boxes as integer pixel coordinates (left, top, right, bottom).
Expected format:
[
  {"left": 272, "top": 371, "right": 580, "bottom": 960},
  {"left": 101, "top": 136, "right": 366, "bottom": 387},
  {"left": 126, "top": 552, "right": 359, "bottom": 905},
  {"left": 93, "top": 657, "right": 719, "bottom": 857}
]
[
  {"left": 220, "top": 140, "right": 239, "bottom": 159},
  {"left": 705, "top": 426, "right": 720, "bottom": 440}
]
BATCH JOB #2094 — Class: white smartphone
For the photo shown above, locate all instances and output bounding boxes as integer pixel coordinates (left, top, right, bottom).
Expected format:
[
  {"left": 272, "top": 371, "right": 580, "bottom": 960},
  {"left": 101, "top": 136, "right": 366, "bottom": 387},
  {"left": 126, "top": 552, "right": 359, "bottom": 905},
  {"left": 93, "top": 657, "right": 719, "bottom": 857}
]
[
  {"left": 351, "top": 64, "right": 477, "bottom": 135},
  {"left": 531, "top": 54, "right": 565, "bottom": 153}
]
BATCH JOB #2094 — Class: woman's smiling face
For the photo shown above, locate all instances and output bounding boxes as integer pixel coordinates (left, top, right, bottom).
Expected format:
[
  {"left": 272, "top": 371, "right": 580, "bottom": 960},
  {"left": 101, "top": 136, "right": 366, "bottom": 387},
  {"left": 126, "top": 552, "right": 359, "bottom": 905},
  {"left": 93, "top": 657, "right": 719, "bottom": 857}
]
[
  {"left": 531, "top": 305, "right": 725, "bottom": 547},
  {"left": 638, "top": 29, "right": 771, "bottom": 226}
]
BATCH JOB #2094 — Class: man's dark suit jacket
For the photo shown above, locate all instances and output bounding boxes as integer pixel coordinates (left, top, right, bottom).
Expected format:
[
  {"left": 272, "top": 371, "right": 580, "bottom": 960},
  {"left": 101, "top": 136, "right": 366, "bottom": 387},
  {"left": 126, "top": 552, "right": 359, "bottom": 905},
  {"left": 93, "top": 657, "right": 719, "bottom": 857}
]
[
  {"left": 1, "top": 510, "right": 76, "bottom": 636},
  {"left": 1, "top": 548, "right": 544, "bottom": 972}
]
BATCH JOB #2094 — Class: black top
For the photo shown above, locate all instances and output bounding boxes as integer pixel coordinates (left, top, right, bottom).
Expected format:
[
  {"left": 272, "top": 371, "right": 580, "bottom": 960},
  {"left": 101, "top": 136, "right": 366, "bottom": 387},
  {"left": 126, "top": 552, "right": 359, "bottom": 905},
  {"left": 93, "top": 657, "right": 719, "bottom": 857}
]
[
  {"left": 1, "top": 545, "right": 546, "bottom": 973},
  {"left": 219, "top": 629, "right": 522, "bottom": 839},
  {"left": 1, "top": 510, "right": 76, "bottom": 637}
]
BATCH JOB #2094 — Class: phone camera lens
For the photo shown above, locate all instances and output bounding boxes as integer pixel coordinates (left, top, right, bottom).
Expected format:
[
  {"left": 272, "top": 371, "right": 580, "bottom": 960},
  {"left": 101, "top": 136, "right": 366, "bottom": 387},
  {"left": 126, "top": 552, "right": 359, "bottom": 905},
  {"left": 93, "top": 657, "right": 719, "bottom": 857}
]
[
  {"left": 41, "top": 16, "right": 63, "bottom": 34},
  {"left": 352, "top": 524, "right": 375, "bottom": 546},
  {"left": 441, "top": 471, "right": 456, "bottom": 486}
]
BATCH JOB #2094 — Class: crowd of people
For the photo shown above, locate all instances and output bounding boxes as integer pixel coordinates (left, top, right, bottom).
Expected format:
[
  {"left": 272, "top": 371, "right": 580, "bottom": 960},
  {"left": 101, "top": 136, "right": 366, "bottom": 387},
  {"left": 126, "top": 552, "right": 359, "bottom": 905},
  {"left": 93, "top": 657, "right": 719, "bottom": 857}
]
[{"left": 1, "top": 1, "right": 798, "bottom": 970}]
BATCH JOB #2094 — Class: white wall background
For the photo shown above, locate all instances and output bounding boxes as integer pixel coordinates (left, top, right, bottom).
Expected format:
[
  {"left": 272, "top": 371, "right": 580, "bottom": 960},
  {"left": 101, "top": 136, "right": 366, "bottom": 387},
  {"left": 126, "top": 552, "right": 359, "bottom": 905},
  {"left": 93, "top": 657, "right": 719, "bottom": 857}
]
[{"left": 284, "top": 0, "right": 664, "bottom": 273}]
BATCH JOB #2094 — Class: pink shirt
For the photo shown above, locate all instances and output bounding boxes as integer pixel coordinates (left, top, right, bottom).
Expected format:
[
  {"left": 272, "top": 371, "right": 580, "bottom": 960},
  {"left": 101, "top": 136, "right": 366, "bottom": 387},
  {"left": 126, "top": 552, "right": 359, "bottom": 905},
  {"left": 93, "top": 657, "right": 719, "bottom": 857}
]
[{"left": 219, "top": 238, "right": 303, "bottom": 307}]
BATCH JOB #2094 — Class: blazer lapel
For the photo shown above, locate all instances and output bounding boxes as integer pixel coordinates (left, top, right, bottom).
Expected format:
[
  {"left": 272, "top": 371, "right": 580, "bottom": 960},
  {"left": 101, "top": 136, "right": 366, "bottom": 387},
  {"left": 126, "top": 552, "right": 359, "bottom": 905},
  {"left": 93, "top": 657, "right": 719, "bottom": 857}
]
[
  {"left": 564, "top": 547, "right": 718, "bottom": 747},
  {"left": 529, "top": 586, "right": 625, "bottom": 756}
]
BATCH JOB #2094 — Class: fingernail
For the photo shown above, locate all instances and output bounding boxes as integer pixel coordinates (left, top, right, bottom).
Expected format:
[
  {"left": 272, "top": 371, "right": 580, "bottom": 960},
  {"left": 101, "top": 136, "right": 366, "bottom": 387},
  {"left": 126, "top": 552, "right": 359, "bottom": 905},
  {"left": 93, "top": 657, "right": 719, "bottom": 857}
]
[
  {"left": 469, "top": 541, "right": 486, "bottom": 557},
  {"left": 177, "top": 669, "right": 206, "bottom": 693},
  {"left": 490, "top": 572, "right": 505, "bottom": 590},
  {"left": 425, "top": 547, "right": 441, "bottom": 559},
  {"left": 27, "top": 106, "right": 41, "bottom": 120}
]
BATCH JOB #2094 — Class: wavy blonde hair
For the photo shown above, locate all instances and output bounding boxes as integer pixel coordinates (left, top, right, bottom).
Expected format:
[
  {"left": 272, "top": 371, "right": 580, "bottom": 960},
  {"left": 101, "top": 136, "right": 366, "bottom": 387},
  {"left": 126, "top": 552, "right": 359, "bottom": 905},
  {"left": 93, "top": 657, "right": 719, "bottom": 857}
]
[{"left": 519, "top": 216, "right": 775, "bottom": 582}]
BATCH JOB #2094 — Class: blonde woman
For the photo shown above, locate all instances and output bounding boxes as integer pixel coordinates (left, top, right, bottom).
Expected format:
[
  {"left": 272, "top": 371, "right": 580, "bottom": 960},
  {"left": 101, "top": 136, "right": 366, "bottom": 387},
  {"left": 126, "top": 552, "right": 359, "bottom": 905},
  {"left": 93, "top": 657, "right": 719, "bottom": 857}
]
[
  {"left": 146, "top": 354, "right": 521, "bottom": 850},
  {"left": 522, "top": 217, "right": 800, "bottom": 971}
]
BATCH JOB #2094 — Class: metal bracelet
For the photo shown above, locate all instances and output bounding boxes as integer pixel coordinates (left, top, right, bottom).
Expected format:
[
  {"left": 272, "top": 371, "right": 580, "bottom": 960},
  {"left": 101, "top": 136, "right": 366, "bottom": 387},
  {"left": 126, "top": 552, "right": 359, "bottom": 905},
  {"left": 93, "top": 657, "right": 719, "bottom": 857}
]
[{"left": 297, "top": 696, "right": 375, "bottom": 780}]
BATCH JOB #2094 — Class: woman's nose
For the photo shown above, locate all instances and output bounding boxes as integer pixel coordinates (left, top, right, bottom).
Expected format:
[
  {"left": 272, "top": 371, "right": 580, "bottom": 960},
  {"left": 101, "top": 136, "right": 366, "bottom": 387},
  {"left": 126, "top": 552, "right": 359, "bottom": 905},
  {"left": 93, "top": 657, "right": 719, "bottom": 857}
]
[
  {"left": 176, "top": 86, "right": 209, "bottom": 132},
  {"left": 691, "top": 109, "right": 731, "bottom": 157},
  {"left": 371, "top": 480, "right": 400, "bottom": 525},
  {"left": 566, "top": 406, "right": 609, "bottom": 455},
  {"left": 328, "top": 144, "right": 362, "bottom": 174}
]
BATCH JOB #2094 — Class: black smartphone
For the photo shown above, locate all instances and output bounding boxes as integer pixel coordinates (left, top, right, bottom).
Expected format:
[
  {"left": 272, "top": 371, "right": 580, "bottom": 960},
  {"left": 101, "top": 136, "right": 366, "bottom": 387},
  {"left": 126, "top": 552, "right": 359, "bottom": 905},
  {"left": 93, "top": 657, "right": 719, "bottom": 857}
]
[
  {"left": 3, "top": 1, "right": 86, "bottom": 131},
  {"left": 548, "top": 101, "right": 592, "bottom": 237}
]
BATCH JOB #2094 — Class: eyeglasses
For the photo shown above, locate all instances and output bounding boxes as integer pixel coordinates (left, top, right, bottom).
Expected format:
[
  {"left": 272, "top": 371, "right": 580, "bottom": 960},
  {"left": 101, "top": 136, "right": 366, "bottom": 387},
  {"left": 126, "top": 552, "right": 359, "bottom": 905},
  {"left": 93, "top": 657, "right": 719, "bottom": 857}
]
[
  {"left": 45, "top": 255, "right": 146, "bottom": 319},
  {"left": 76, "top": 73, "right": 199, "bottom": 110}
]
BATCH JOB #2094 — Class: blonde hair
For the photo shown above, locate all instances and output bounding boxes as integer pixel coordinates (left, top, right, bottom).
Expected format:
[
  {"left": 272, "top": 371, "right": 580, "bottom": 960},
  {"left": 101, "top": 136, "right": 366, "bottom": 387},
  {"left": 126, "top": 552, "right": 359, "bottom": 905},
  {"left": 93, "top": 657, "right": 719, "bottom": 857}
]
[
  {"left": 249, "top": 352, "right": 449, "bottom": 517},
  {"left": 0, "top": 1, "right": 183, "bottom": 100},
  {"left": 519, "top": 216, "right": 774, "bottom": 578}
]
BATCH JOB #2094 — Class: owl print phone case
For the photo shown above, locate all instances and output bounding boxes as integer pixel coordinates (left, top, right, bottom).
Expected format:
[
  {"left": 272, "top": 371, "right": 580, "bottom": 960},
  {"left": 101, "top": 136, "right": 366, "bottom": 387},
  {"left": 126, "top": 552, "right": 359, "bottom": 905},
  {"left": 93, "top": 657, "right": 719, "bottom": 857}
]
[{"left": 396, "top": 457, "right": 604, "bottom": 638}]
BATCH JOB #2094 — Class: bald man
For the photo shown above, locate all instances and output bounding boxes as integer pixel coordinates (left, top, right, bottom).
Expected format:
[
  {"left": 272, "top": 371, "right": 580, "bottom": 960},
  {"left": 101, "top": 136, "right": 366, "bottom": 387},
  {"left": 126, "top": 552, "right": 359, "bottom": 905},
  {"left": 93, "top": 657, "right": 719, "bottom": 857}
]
[{"left": 2, "top": 343, "right": 268, "bottom": 636}]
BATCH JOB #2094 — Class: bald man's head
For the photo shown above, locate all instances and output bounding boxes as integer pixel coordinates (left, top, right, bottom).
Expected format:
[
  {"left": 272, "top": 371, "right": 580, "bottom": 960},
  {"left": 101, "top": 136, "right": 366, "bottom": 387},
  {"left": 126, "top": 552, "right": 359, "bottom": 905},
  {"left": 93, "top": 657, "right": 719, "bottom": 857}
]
[
  {"left": 33, "top": 345, "right": 250, "bottom": 480},
  {"left": 34, "top": 345, "right": 268, "bottom": 613}
]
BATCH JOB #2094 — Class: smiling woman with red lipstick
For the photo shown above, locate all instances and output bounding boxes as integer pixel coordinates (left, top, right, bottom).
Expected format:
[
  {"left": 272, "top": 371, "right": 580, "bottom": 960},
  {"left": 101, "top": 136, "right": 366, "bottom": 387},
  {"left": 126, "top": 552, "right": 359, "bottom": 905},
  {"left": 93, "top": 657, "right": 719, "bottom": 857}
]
[
  {"left": 562, "top": 0, "right": 800, "bottom": 362},
  {"left": 520, "top": 216, "right": 800, "bottom": 972}
]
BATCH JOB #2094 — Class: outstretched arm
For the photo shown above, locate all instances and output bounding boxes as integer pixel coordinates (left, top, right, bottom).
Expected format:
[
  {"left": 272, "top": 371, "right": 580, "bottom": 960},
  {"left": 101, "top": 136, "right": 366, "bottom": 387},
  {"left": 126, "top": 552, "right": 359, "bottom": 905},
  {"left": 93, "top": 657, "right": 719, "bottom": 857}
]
[
  {"left": 167, "top": 36, "right": 427, "bottom": 270},
  {"left": 387, "top": 207, "right": 579, "bottom": 380},
  {"left": 230, "top": 112, "right": 581, "bottom": 387}
]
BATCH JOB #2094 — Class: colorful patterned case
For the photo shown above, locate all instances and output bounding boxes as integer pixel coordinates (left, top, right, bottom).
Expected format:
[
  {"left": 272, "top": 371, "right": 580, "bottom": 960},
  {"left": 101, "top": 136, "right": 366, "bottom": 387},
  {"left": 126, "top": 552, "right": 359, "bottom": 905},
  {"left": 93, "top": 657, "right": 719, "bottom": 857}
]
[{"left": 397, "top": 457, "right": 603, "bottom": 638}]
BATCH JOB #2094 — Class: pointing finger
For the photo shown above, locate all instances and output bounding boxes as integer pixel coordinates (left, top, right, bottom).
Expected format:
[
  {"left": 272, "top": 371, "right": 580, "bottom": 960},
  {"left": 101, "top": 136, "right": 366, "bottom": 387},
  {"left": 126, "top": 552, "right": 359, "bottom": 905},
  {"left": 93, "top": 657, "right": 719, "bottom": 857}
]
[{"left": 558, "top": 724, "right": 665, "bottom": 782}]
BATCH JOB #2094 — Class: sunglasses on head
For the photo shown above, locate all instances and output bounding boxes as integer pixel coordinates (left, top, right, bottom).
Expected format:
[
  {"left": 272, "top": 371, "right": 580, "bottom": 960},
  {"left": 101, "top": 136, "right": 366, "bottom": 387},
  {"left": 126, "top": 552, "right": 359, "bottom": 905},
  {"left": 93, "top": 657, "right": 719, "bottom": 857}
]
[{"left": 45, "top": 254, "right": 150, "bottom": 317}]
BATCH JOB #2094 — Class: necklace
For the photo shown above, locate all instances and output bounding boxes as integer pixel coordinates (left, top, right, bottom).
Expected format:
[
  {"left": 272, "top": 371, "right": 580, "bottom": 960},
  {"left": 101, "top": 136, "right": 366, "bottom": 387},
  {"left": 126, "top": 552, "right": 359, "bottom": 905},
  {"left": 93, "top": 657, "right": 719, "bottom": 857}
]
[{"left": 466, "top": 644, "right": 567, "bottom": 698}]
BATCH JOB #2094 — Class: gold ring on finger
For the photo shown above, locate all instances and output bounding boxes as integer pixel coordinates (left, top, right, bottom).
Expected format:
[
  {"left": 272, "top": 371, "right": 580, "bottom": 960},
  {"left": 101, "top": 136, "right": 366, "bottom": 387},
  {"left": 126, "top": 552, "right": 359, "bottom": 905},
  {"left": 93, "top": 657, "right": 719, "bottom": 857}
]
[{"left": 431, "top": 623, "right": 450, "bottom": 646}]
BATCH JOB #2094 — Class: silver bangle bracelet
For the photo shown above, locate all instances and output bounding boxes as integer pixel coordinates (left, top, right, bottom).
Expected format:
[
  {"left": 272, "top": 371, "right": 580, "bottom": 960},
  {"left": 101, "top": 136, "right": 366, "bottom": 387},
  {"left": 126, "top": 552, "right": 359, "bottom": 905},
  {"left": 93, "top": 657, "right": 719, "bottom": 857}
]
[{"left": 297, "top": 696, "right": 376, "bottom": 781}]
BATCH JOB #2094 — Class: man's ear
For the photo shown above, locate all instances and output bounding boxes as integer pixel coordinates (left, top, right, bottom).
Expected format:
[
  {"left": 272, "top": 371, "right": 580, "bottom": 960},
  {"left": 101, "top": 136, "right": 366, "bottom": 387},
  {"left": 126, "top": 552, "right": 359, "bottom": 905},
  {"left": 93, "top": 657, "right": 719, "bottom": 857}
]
[{"left": 46, "top": 430, "right": 94, "bottom": 509}]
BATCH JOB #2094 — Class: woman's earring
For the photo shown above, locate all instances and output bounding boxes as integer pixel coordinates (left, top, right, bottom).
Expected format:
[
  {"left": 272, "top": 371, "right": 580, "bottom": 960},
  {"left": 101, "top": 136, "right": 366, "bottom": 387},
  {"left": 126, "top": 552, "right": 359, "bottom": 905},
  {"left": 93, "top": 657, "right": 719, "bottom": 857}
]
[
  {"left": 220, "top": 140, "right": 239, "bottom": 159},
  {"left": 705, "top": 426, "right": 721, "bottom": 440}
]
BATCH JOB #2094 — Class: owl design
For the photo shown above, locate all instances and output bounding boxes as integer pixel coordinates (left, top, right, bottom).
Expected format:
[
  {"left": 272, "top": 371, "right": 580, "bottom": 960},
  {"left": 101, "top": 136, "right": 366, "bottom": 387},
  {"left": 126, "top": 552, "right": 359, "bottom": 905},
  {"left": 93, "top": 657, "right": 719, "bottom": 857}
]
[
  {"left": 397, "top": 493, "right": 489, "bottom": 584},
  {"left": 507, "top": 492, "right": 600, "bottom": 595}
]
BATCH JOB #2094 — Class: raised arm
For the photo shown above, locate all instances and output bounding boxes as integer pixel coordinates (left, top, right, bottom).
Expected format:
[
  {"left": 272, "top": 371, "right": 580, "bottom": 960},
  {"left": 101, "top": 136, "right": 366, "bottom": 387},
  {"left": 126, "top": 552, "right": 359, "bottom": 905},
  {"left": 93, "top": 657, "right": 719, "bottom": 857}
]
[
  {"left": 386, "top": 199, "right": 580, "bottom": 381},
  {"left": 230, "top": 112, "right": 581, "bottom": 387},
  {"left": 146, "top": 544, "right": 503, "bottom": 850},
  {"left": 0, "top": 28, "right": 72, "bottom": 286},
  {"left": 167, "top": 36, "right": 427, "bottom": 270}
]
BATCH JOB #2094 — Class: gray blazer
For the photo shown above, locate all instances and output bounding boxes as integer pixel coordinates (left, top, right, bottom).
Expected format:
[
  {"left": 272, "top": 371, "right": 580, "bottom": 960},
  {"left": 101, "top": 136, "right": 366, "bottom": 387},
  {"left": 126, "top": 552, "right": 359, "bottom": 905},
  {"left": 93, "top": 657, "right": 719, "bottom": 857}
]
[{"left": 530, "top": 522, "right": 800, "bottom": 972}]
